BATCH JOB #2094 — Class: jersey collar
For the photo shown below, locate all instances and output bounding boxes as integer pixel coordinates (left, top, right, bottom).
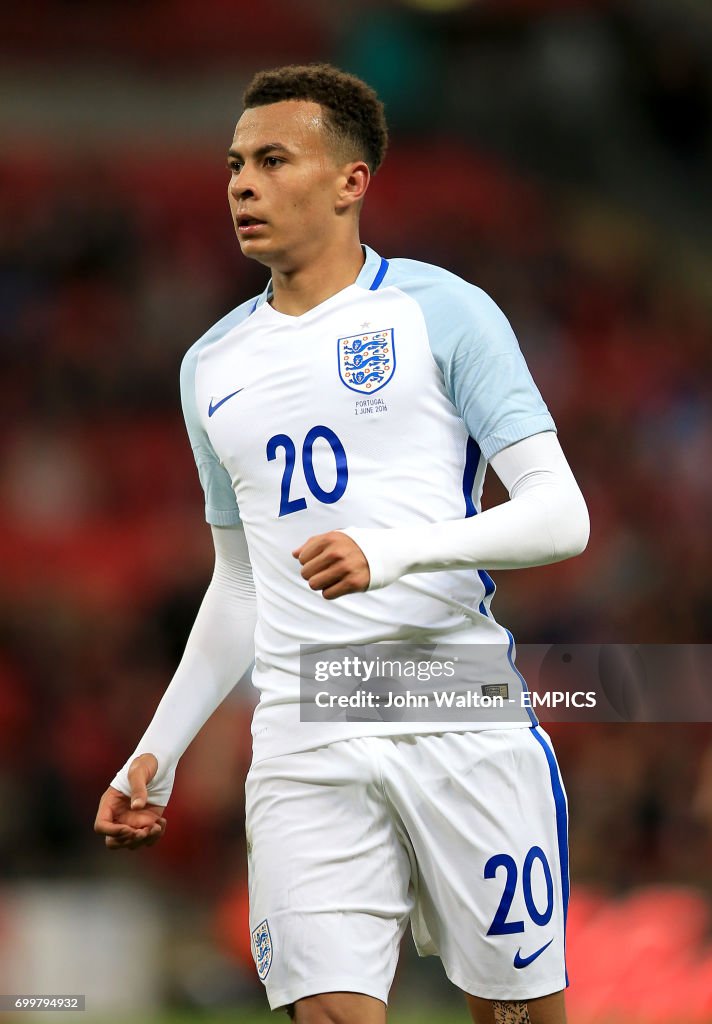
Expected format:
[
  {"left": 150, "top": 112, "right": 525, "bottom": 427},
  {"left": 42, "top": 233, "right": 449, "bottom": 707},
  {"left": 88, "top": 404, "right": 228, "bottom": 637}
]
[
  {"left": 250, "top": 245, "right": 389, "bottom": 314},
  {"left": 356, "top": 245, "right": 390, "bottom": 291}
]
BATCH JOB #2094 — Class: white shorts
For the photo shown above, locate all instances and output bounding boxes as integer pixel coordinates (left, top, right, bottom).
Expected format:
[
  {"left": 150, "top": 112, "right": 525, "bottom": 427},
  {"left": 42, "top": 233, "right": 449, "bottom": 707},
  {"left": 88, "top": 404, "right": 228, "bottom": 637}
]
[{"left": 245, "top": 726, "right": 569, "bottom": 1010}]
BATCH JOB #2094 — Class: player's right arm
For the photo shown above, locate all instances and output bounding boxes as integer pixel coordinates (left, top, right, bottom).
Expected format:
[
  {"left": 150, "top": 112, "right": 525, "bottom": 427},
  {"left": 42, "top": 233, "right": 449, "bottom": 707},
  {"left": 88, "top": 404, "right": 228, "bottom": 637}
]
[{"left": 94, "top": 523, "right": 256, "bottom": 849}]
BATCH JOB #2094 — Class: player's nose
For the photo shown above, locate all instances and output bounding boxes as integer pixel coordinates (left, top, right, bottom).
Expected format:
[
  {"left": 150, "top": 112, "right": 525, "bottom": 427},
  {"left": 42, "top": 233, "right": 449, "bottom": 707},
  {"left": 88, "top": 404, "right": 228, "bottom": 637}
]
[{"left": 229, "top": 172, "right": 258, "bottom": 201}]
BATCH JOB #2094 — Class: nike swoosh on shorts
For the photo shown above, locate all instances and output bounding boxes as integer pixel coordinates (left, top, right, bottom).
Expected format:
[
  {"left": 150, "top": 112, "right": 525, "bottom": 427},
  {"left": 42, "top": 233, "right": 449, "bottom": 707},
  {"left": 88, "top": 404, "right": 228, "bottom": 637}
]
[
  {"left": 513, "top": 937, "right": 554, "bottom": 969},
  {"left": 208, "top": 389, "right": 244, "bottom": 417}
]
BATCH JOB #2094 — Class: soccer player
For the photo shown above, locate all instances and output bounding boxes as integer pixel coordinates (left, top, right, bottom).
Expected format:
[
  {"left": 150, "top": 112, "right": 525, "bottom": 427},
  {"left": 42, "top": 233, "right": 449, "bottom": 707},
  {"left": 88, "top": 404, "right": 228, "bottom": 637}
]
[{"left": 94, "top": 64, "right": 589, "bottom": 1024}]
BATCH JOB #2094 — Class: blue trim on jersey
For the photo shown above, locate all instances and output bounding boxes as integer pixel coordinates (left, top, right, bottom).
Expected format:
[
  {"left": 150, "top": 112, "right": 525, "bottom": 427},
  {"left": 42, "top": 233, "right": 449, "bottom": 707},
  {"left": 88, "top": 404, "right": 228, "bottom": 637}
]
[
  {"left": 462, "top": 437, "right": 480, "bottom": 518},
  {"left": 369, "top": 257, "right": 390, "bottom": 291},
  {"left": 478, "top": 570, "right": 495, "bottom": 594},
  {"left": 462, "top": 437, "right": 497, "bottom": 617},
  {"left": 530, "top": 726, "right": 570, "bottom": 987},
  {"left": 505, "top": 628, "right": 538, "bottom": 727},
  {"left": 462, "top": 440, "right": 528, "bottom": 709},
  {"left": 477, "top": 570, "right": 495, "bottom": 616},
  {"left": 250, "top": 297, "right": 259, "bottom": 314}
]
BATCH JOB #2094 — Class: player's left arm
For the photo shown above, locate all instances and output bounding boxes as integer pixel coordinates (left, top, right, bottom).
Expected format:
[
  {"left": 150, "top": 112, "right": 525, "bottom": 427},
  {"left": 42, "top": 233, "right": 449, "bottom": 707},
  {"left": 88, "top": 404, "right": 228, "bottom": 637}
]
[{"left": 293, "top": 430, "right": 589, "bottom": 600}]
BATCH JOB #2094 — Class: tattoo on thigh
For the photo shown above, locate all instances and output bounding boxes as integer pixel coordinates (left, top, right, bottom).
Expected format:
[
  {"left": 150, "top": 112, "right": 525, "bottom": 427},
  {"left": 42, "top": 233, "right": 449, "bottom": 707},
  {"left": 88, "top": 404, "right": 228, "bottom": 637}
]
[{"left": 493, "top": 1001, "right": 531, "bottom": 1024}]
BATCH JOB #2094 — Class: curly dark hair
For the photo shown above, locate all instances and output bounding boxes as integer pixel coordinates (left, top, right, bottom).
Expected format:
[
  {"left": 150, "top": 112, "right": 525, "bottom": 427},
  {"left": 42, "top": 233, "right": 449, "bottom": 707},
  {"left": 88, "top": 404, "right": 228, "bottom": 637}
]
[{"left": 243, "top": 63, "right": 388, "bottom": 173}]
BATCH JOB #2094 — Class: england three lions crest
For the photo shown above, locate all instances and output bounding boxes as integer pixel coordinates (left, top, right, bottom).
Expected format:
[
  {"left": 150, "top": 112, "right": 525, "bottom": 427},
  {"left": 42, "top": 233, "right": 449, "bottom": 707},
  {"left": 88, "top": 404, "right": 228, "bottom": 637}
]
[
  {"left": 251, "top": 919, "right": 272, "bottom": 980},
  {"left": 338, "top": 328, "right": 396, "bottom": 395}
]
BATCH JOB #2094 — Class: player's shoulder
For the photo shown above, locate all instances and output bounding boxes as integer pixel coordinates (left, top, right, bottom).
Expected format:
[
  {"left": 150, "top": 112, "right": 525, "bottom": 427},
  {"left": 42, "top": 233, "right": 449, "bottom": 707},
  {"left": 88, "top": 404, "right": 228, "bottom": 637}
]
[
  {"left": 180, "top": 295, "right": 259, "bottom": 384},
  {"left": 384, "top": 257, "right": 512, "bottom": 340},
  {"left": 384, "top": 256, "right": 480, "bottom": 295}
]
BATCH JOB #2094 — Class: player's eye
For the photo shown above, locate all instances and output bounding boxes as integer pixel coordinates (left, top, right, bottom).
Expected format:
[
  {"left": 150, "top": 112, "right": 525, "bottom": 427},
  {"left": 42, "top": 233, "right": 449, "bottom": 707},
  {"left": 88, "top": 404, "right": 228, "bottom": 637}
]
[
  {"left": 227, "top": 160, "right": 242, "bottom": 174},
  {"left": 264, "top": 156, "right": 283, "bottom": 168}
]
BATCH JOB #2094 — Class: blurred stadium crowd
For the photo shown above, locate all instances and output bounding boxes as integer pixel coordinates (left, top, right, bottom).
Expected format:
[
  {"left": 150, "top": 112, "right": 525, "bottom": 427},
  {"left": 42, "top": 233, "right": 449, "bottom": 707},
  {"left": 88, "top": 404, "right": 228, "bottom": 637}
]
[{"left": 1, "top": 0, "right": 711, "bottom": 1017}]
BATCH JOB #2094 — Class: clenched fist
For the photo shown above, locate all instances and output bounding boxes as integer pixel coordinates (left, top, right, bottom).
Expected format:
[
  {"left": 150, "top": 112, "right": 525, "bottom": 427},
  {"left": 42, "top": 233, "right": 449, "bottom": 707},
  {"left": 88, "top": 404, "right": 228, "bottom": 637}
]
[{"left": 293, "top": 531, "right": 370, "bottom": 600}]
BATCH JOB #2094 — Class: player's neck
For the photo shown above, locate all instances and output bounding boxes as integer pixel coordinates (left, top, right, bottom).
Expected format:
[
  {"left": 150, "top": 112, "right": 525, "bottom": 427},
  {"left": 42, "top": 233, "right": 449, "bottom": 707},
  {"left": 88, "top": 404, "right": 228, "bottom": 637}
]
[{"left": 269, "top": 238, "right": 365, "bottom": 318}]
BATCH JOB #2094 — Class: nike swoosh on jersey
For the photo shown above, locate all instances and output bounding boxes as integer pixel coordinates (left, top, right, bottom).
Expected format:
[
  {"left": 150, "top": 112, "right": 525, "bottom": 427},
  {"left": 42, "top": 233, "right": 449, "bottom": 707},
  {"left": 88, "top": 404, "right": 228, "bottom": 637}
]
[
  {"left": 513, "top": 937, "right": 554, "bottom": 969},
  {"left": 208, "top": 389, "right": 244, "bottom": 417}
]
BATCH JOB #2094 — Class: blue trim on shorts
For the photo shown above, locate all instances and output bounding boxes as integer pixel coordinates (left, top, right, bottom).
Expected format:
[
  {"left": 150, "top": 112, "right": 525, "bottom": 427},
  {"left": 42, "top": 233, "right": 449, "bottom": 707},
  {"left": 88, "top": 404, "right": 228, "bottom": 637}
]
[{"left": 530, "top": 726, "right": 570, "bottom": 987}]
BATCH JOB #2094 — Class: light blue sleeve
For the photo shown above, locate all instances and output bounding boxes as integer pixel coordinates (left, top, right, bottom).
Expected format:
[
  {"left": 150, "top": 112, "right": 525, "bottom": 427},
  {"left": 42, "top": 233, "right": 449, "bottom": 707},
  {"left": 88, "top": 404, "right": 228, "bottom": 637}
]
[
  {"left": 388, "top": 260, "right": 556, "bottom": 460},
  {"left": 180, "top": 300, "right": 255, "bottom": 527}
]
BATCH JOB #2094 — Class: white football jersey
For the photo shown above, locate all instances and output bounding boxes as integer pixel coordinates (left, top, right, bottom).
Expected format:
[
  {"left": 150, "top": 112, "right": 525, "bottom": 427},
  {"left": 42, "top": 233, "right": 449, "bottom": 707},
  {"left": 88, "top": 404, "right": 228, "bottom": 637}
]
[{"left": 181, "top": 247, "right": 556, "bottom": 761}]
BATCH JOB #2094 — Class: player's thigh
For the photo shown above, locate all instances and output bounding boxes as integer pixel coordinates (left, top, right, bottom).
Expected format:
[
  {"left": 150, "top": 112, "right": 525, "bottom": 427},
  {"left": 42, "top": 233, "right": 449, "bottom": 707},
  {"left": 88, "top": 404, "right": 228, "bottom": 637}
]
[
  {"left": 466, "top": 989, "right": 566, "bottom": 1024},
  {"left": 383, "top": 727, "right": 569, "bottom": 1002},
  {"left": 291, "top": 991, "right": 386, "bottom": 1024},
  {"left": 246, "top": 741, "right": 412, "bottom": 916},
  {"left": 245, "top": 741, "right": 414, "bottom": 1010}
]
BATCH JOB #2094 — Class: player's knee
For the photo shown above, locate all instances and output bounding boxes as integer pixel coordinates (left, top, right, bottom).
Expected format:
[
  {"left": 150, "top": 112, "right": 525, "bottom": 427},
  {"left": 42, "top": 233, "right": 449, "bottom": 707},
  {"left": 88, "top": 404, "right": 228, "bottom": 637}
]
[
  {"left": 468, "top": 991, "right": 566, "bottom": 1024},
  {"left": 291, "top": 1000, "right": 352, "bottom": 1024},
  {"left": 493, "top": 1001, "right": 532, "bottom": 1024},
  {"left": 291, "top": 992, "right": 383, "bottom": 1024},
  {"left": 291, "top": 998, "right": 347, "bottom": 1024},
  {"left": 467, "top": 994, "right": 534, "bottom": 1024}
]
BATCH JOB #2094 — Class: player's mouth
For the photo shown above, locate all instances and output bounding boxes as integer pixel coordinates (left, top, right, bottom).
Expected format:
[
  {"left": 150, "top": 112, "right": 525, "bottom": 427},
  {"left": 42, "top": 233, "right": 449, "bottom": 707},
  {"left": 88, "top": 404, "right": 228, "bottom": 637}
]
[{"left": 236, "top": 214, "right": 267, "bottom": 235}]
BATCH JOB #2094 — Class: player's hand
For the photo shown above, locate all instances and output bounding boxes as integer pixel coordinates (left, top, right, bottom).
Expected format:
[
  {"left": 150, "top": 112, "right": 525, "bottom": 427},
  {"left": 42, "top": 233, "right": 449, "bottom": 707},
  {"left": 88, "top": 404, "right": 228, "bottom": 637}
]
[
  {"left": 93, "top": 753, "right": 167, "bottom": 851},
  {"left": 293, "top": 531, "right": 370, "bottom": 600}
]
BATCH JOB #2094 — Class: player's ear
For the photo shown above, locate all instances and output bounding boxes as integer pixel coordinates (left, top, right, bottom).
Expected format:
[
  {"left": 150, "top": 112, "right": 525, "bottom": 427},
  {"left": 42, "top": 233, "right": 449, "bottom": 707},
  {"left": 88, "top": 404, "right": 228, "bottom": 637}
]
[{"left": 336, "top": 161, "right": 370, "bottom": 211}]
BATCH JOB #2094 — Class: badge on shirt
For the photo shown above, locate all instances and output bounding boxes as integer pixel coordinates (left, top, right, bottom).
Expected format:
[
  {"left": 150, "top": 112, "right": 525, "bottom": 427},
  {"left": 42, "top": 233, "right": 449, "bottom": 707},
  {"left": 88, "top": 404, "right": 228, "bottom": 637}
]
[{"left": 338, "top": 328, "right": 395, "bottom": 395}]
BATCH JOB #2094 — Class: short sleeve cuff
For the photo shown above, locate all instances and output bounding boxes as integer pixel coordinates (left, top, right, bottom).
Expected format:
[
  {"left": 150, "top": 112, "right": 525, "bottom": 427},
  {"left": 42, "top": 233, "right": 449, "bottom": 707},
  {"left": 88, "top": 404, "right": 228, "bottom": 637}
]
[
  {"left": 480, "top": 415, "right": 557, "bottom": 461},
  {"left": 206, "top": 506, "right": 242, "bottom": 527}
]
